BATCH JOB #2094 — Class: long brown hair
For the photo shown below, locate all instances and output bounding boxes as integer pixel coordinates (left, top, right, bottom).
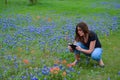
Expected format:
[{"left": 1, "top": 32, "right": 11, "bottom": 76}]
[{"left": 75, "top": 22, "right": 90, "bottom": 43}]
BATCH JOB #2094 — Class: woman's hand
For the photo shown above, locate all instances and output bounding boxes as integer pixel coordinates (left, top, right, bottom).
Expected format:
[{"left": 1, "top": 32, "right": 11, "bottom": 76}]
[
  {"left": 68, "top": 45, "right": 73, "bottom": 52},
  {"left": 76, "top": 46, "right": 82, "bottom": 51}
]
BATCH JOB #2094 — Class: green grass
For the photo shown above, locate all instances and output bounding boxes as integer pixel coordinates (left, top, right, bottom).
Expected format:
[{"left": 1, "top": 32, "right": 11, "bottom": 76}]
[
  {"left": 0, "top": 0, "right": 120, "bottom": 16},
  {"left": 0, "top": 0, "right": 120, "bottom": 80}
]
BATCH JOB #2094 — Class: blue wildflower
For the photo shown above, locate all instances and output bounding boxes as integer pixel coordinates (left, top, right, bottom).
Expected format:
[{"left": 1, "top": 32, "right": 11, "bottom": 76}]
[
  {"left": 108, "top": 77, "right": 110, "bottom": 80},
  {"left": 118, "top": 71, "right": 120, "bottom": 75},
  {"left": 42, "top": 66, "right": 50, "bottom": 75},
  {"left": 31, "top": 76, "right": 38, "bottom": 80}
]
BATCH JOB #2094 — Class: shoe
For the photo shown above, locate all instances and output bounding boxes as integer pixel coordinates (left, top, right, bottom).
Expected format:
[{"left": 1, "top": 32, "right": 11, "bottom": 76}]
[
  {"left": 99, "top": 64, "right": 105, "bottom": 68},
  {"left": 99, "top": 59, "right": 105, "bottom": 68},
  {"left": 70, "top": 60, "right": 81, "bottom": 66}
]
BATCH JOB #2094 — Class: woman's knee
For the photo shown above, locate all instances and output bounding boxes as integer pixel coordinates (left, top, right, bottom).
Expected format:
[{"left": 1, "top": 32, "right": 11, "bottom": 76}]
[
  {"left": 91, "top": 54, "right": 100, "bottom": 61},
  {"left": 91, "top": 48, "right": 103, "bottom": 61}
]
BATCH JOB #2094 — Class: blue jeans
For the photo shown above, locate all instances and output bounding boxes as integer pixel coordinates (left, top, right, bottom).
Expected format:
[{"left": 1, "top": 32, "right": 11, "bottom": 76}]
[{"left": 74, "top": 42, "right": 103, "bottom": 61}]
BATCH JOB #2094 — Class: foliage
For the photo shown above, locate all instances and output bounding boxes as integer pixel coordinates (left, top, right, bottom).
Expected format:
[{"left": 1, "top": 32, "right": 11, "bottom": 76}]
[{"left": 0, "top": 0, "right": 120, "bottom": 80}]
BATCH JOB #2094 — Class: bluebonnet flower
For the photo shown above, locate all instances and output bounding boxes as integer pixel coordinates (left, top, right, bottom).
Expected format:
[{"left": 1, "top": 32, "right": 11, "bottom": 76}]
[
  {"left": 77, "top": 71, "right": 80, "bottom": 75},
  {"left": 42, "top": 66, "right": 50, "bottom": 75},
  {"left": 31, "top": 76, "right": 38, "bottom": 80},
  {"left": 44, "top": 77, "right": 47, "bottom": 80},
  {"left": 14, "top": 56, "right": 17, "bottom": 61},
  {"left": 118, "top": 71, "right": 120, "bottom": 75},
  {"left": 54, "top": 64, "right": 58, "bottom": 67},
  {"left": 59, "top": 64, "right": 63, "bottom": 70},
  {"left": 37, "top": 73, "right": 42, "bottom": 77},
  {"left": 108, "top": 77, "right": 110, "bottom": 80},
  {"left": 66, "top": 69, "right": 70, "bottom": 74},
  {"left": 14, "top": 62, "right": 18, "bottom": 68},
  {"left": 68, "top": 67, "right": 75, "bottom": 72},
  {"left": 114, "top": 3, "right": 120, "bottom": 9},
  {"left": 101, "top": 2, "right": 108, "bottom": 5},
  {"left": 67, "top": 74, "right": 72, "bottom": 78},
  {"left": 11, "top": 75, "right": 15, "bottom": 79},
  {"left": 64, "top": 78, "right": 67, "bottom": 80},
  {"left": 7, "top": 55, "right": 12, "bottom": 60},
  {"left": 28, "top": 26, "right": 35, "bottom": 32},
  {"left": 21, "top": 76, "right": 27, "bottom": 80},
  {"left": 30, "top": 73, "right": 34, "bottom": 79}
]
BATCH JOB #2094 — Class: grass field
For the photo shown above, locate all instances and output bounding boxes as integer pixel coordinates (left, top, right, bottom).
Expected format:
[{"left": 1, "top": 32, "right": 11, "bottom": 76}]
[{"left": 0, "top": 0, "right": 120, "bottom": 80}]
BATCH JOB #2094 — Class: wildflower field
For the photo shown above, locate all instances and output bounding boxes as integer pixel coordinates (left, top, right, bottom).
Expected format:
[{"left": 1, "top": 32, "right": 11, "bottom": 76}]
[{"left": 0, "top": 0, "right": 120, "bottom": 80}]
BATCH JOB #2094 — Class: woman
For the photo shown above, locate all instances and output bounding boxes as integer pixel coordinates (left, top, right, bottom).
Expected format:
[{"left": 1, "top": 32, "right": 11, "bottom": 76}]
[{"left": 68, "top": 22, "right": 104, "bottom": 67}]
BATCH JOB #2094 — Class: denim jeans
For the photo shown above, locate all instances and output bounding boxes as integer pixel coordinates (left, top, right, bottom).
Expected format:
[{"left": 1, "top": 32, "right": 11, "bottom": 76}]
[{"left": 74, "top": 42, "right": 103, "bottom": 61}]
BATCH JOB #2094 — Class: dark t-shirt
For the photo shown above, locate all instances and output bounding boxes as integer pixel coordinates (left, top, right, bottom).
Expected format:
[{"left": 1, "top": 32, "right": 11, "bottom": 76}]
[{"left": 84, "top": 31, "right": 101, "bottom": 48}]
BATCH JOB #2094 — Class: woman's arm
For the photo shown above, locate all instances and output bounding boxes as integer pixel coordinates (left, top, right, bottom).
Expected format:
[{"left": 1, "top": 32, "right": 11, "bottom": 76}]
[{"left": 76, "top": 40, "right": 96, "bottom": 54}]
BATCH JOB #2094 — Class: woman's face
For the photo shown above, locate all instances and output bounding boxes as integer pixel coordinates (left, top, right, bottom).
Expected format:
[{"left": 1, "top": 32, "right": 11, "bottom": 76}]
[{"left": 77, "top": 27, "right": 84, "bottom": 37}]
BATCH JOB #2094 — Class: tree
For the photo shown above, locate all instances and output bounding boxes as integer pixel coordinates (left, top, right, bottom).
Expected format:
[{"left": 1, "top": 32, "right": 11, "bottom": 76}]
[
  {"left": 5, "top": 0, "right": 7, "bottom": 5},
  {"left": 29, "top": 0, "right": 37, "bottom": 5},
  {"left": 4, "top": 0, "right": 38, "bottom": 5}
]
